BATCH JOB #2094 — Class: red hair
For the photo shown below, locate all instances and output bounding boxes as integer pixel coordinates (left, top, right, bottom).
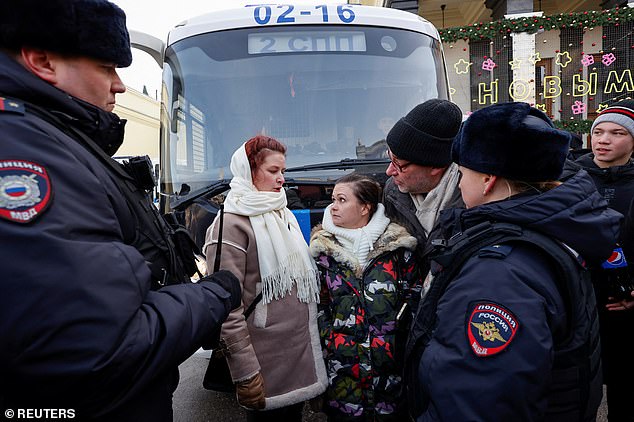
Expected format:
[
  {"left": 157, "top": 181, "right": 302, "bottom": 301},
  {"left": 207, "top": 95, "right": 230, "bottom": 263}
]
[{"left": 244, "top": 135, "right": 287, "bottom": 173}]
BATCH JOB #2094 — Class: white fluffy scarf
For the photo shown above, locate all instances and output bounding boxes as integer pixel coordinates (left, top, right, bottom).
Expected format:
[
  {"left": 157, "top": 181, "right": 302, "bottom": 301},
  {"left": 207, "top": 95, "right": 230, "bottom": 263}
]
[
  {"left": 322, "top": 203, "right": 391, "bottom": 268},
  {"left": 220, "top": 144, "right": 320, "bottom": 304}
]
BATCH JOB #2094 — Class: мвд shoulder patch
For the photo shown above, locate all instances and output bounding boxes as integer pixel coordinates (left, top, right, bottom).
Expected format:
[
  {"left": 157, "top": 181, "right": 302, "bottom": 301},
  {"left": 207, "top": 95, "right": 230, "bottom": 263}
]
[
  {"left": 466, "top": 301, "right": 519, "bottom": 357},
  {"left": 0, "top": 97, "right": 25, "bottom": 115},
  {"left": 0, "top": 160, "right": 52, "bottom": 224}
]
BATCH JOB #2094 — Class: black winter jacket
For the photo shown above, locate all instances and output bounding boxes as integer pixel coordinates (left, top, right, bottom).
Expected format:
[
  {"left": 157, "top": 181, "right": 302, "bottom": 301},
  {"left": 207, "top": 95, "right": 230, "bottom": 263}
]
[
  {"left": 563, "top": 153, "right": 634, "bottom": 247},
  {"left": 563, "top": 153, "right": 634, "bottom": 386},
  {"left": 0, "top": 52, "right": 233, "bottom": 420}
]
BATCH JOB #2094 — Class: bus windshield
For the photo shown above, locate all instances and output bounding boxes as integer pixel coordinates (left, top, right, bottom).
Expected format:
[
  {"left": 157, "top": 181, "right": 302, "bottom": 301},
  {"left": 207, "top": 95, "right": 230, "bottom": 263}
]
[{"left": 161, "top": 24, "right": 448, "bottom": 196}]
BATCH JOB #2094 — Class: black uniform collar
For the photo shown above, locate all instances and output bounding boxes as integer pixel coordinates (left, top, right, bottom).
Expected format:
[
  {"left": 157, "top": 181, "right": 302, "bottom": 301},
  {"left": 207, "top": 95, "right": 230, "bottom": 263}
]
[
  {"left": 50, "top": 96, "right": 126, "bottom": 157},
  {"left": 0, "top": 51, "right": 126, "bottom": 156}
]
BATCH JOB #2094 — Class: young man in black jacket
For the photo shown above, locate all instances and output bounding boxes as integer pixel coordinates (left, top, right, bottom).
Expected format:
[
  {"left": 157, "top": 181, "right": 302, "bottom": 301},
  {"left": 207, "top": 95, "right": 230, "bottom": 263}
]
[{"left": 563, "top": 99, "right": 634, "bottom": 421}]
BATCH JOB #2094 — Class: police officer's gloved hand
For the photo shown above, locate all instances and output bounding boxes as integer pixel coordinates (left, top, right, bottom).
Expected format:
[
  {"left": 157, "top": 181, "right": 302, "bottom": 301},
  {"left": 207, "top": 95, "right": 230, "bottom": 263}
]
[{"left": 202, "top": 270, "right": 242, "bottom": 311}]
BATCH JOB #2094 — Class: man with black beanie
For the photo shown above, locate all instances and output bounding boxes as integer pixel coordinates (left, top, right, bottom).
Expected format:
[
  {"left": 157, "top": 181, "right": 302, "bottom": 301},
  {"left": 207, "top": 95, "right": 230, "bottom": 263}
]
[
  {"left": 383, "top": 99, "right": 464, "bottom": 267},
  {"left": 0, "top": 1, "right": 241, "bottom": 420}
]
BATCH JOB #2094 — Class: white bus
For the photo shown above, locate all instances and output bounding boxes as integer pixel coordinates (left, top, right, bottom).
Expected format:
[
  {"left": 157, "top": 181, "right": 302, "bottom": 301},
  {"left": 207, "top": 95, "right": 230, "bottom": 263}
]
[{"left": 132, "top": 3, "right": 449, "bottom": 244}]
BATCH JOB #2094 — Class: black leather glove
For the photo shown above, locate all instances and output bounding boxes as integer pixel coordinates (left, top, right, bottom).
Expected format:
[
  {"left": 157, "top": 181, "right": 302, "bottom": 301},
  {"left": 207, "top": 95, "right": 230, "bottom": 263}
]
[{"left": 202, "top": 270, "right": 242, "bottom": 311}]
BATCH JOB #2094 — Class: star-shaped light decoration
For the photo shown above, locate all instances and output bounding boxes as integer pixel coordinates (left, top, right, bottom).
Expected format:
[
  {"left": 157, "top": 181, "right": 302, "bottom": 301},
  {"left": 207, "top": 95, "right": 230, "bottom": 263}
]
[
  {"left": 528, "top": 53, "right": 541, "bottom": 65},
  {"left": 596, "top": 103, "right": 608, "bottom": 113},
  {"left": 449, "top": 87, "right": 457, "bottom": 97},
  {"left": 454, "top": 59, "right": 472, "bottom": 75},
  {"left": 535, "top": 104, "right": 547, "bottom": 112},
  {"left": 509, "top": 59, "right": 522, "bottom": 70},
  {"left": 556, "top": 51, "right": 572, "bottom": 68}
]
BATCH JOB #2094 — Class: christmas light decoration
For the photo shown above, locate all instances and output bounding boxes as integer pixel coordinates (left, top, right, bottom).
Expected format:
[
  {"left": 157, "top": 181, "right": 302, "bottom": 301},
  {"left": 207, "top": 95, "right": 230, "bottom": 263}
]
[{"left": 438, "top": 7, "right": 634, "bottom": 43}]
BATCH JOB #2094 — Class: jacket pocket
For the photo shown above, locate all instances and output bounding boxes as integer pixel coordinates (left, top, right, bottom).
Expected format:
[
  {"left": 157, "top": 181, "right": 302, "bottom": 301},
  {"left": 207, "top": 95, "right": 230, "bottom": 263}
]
[{"left": 252, "top": 282, "right": 267, "bottom": 328}]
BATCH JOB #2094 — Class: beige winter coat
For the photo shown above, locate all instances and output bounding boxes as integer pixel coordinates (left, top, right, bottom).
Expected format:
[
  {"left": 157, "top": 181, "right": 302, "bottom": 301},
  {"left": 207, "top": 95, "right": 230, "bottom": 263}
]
[{"left": 203, "top": 212, "right": 327, "bottom": 410}]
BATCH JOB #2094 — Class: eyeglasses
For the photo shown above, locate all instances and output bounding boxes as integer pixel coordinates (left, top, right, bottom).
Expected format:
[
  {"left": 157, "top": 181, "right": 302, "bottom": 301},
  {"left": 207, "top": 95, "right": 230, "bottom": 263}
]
[{"left": 388, "top": 152, "right": 413, "bottom": 173}]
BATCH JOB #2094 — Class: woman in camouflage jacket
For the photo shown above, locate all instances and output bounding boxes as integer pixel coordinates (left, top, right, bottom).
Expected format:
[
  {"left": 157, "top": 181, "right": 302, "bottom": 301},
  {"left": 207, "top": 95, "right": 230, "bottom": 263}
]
[{"left": 309, "top": 173, "right": 422, "bottom": 421}]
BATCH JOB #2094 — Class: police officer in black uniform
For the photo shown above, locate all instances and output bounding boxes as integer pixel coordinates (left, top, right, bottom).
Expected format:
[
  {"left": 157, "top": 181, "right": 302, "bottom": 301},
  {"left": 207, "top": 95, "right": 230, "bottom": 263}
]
[
  {"left": 406, "top": 102, "right": 621, "bottom": 421},
  {"left": 0, "top": 1, "right": 241, "bottom": 420}
]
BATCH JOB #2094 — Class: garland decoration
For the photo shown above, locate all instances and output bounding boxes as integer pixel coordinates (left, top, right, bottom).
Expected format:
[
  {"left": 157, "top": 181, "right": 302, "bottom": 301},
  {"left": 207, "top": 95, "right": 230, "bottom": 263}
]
[
  {"left": 553, "top": 119, "right": 593, "bottom": 133},
  {"left": 439, "top": 6, "right": 634, "bottom": 43}
]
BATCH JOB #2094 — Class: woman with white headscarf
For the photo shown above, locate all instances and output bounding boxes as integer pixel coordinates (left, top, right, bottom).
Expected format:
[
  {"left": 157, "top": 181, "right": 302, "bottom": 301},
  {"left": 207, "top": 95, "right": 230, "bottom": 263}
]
[{"left": 203, "top": 135, "right": 327, "bottom": 421}]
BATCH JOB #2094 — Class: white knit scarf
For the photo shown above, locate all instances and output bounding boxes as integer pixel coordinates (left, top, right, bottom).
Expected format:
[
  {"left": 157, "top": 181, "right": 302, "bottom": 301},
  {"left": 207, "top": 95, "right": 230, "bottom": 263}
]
[
  {"left": 220, "top": 144, "right": 320, "bottom": 304},
  {"left": 411, "top": 163, "right": 461, "bottom": 236},
  {"left": 322, "top": 203, "right": 391, "bottom": 268}
]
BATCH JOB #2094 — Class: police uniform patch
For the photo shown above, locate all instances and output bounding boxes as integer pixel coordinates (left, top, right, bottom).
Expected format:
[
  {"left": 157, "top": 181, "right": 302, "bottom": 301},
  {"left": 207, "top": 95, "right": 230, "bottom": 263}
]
[
  {"left": 0, "top": 97, "right": 25, "bottom": 115},
  {"left": 466, "top": 301, "right": 519, "bottom": 357},
  {"left": 0, "top": 160, "right": 52, "bottom": 224}
]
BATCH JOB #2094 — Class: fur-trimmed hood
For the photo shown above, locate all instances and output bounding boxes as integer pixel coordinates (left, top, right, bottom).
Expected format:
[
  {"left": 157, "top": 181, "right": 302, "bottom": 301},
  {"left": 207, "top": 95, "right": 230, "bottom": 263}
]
[{"left": 309, "top": 222, "right": 417, "bottom": 277}]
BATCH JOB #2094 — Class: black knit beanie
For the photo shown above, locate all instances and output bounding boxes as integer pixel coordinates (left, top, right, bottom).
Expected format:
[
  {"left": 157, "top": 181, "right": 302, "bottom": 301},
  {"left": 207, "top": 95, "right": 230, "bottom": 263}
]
[
  {"left": 591, "top": 99, "right": 634, "bottom": 137},
  {"left": 452, "top": 102, "right": 571, "bottom": 182},
  {"left": 0, "top": 0, "right": 132, "bottom": 67},
  {"left": 386, "top": 99, "right": 463, "bottom": 167}
]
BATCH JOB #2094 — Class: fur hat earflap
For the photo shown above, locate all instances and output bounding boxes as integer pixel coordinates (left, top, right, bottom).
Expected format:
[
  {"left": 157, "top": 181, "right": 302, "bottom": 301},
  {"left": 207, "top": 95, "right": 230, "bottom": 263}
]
[
  {"left": 0, "top": 0, "right": 132, "bottom": 67},
  {"left": 452, "top": 102, "right": 571, "bottom": 182}
]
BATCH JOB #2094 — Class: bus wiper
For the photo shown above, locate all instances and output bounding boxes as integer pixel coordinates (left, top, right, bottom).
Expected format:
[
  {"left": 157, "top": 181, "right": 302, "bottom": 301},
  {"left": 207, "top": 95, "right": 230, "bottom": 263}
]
[
  {"left": 168, "top": 159, "right": 389, "bottom": 209},
  {"left": 169, "top": 179, "right": 231, "bottom": 211},
  {"left": 285, "top": 158, "right": 390, "bottom": 173}
]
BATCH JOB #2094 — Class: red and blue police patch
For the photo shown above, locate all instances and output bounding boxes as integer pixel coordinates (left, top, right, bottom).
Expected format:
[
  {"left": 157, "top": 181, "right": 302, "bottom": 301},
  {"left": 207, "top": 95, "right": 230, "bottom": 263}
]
[
  {"left": 466, "top": 301, "right": 519, "bottom": 357},
  {"left": 0, "top": 160, "right": 52, "bottom": 224},
  {"left": 0, "top": 97, "right": 25, "bottom": 114}
]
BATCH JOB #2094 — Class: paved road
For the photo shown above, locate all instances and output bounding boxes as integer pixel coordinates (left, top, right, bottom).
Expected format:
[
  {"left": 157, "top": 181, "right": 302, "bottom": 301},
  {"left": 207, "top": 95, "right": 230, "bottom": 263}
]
[
  {"left": 173, "top": 350, "right": 325, "bottom": 422},
  {"left": 173, "top": 351, "right": 607, "bottom": 421}
]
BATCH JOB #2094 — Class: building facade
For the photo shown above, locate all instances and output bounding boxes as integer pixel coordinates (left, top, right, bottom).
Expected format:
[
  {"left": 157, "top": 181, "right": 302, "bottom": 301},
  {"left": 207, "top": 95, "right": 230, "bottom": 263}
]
[
  {"left": 113, "top": 86, "right": 160, "bottom": 164},
  {"left": 381, "top": 0, "right": 634, "bottom": 140}
]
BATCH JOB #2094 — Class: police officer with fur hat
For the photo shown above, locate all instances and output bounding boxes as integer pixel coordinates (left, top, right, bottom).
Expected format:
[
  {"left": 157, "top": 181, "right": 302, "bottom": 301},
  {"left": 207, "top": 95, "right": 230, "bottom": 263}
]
[
  {"left": 383, "top": 99, "right": 464, "bottom": 267},
  {"left": 0, "top": 1, "right": 241, "bottom": 420},
  {"left": 563, "top": 99, "right": 634, "bottom": 421},
  {"left": 405, "top": 102, "right": 620, "bottom": 421}
]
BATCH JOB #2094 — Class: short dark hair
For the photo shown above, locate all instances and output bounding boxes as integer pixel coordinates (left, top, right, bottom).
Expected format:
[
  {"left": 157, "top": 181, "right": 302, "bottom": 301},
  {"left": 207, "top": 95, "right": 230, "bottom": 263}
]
[
  {"left": 335, "top": 173, "right": 382, "bottom": 218},
  {"left": 244, "top": 135, "right": 287, "bottom": 174}
]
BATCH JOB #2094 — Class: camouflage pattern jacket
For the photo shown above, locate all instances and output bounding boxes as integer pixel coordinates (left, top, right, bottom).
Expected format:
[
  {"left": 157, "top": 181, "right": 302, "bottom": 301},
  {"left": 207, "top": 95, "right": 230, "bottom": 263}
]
[{"left": 309, "top": 222, "right": 421, "bottom": 421}]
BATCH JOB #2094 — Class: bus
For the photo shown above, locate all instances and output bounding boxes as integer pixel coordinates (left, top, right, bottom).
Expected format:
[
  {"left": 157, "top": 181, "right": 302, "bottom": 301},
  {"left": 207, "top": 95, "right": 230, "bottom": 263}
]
[{"left": 131, "top": 3, "right": 450, "bottom": 247}]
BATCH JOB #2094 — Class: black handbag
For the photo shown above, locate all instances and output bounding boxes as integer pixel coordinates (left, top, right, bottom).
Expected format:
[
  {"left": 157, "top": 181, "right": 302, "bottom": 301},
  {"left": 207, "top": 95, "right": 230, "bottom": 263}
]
[
  {"left": 202, "top": 341, "right": 234, "bottom": 392},
  {"left": 202, "top": 204, "right": 262, "bottom": 392}
]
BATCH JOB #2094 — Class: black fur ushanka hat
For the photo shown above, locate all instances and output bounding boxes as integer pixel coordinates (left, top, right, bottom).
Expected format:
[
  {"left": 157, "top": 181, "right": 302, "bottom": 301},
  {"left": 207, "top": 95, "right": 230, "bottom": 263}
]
[
  {"left": 452, "top": 102, "right": 571, "bottom": 182},
  {"left": 0, "top": 0, "right": 132, "bottom": 67}
]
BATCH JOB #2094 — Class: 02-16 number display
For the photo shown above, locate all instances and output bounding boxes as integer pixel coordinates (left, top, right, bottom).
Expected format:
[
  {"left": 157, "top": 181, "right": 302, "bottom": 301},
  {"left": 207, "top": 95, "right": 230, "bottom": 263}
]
[{"left": 250, "top": 4, "right": 356, "bottom": 25}]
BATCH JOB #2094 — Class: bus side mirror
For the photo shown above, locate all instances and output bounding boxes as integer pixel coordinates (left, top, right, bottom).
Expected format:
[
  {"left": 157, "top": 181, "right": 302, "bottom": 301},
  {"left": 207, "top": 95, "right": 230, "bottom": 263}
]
[{"left": 129, "top": 30, "right": 165, "bottom": 69}]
